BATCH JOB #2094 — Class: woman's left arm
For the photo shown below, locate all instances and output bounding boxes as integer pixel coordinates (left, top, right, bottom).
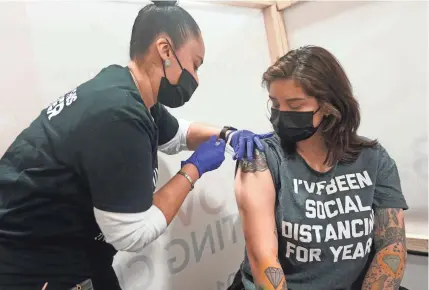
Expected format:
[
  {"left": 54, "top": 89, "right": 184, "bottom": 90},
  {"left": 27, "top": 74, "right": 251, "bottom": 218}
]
[
  {"left": 157, "top": 119, "right": 235, "bottom": 152},
  {"left": 361, "top": 144, "right": 409, "bottom": 290},
  {"left": 155, "top": 104, "right": 271, "bottom": 158},
  {"left": 185, "top": 122, "right": 229, "bottom": 150},
  {"left": 362, "top": 207, "right": 406, "bottom": 289}
]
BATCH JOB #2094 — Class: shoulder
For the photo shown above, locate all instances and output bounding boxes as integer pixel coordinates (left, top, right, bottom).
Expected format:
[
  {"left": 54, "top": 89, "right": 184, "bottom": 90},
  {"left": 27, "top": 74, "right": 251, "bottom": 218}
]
[
  {"left": 260, "top": 134, "right": 281, "bottom": 154},
  {"left": 76, "top": 66, "right": 152, "bottom": 129},
  {"left": 356, "top": 137, "right": 391, "bottom": 162},
  {"left": 260, "top": 134, "right": 293, "bottom": 161},
  {"left": 63, "top": 66, "right": 157, "bottom": 144},
  {"left": 352, "top": 137, "right": 397, "bottom": 177}
]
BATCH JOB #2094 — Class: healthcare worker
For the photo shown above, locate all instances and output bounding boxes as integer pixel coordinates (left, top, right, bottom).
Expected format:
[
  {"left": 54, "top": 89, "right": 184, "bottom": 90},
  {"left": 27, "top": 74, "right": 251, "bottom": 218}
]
[{"left": 0, "top": 2, "right": 270, "bottom": 290}]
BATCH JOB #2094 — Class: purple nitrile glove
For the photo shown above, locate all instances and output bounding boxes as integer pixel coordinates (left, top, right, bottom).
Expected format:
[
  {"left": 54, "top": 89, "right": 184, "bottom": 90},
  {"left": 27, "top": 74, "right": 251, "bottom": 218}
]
[
  {"left": 181, "top": 135, "right": 226, "bottom": 177},
  {"left": 229, "top": 130, "right": 273, "bottom": 161}
]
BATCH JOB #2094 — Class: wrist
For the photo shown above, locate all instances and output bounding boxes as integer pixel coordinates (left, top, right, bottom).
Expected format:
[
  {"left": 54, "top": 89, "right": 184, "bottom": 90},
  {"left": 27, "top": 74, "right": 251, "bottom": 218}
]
[
  {"left": 219, "top": 126, "right": 237, "bottom": 141},
  {"left": 181, "top": 163, "right": 200, "bottom": 180},
  {"left": 226, "top": 130, "right": 236, "bottom": 143}
]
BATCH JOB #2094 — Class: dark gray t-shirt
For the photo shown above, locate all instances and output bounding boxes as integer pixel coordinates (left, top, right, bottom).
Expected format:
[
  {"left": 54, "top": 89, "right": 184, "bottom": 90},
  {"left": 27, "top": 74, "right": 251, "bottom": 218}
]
[{"left": 240, "top": 136, "right": 408, "bottom": 290}]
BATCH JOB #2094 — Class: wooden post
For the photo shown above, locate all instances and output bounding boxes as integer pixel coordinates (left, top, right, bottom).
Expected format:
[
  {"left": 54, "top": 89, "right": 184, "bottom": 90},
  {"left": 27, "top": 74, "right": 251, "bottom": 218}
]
[
  {"left": 276, "top": 0, "right": 300, "bottom": 10},
  {"left": 215, "top": 1, "right": 274, "bottom": 9},
  {"left": 263, "top": 5, "right": 288, "bottom": 63},
  {"left": 263, "top": 4, "right": 288, "bottom": 63}
]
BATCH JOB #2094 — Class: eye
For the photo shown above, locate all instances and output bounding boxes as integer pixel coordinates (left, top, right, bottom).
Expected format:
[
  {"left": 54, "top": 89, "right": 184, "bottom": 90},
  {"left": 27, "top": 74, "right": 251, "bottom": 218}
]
[
  {"left": 289, "top": 104, "right": 302, "bottom": 110},
  {"left": 287, "top": 100, "right": 304, "bottom": 110},
  {"left": 194, "top": 63, "right": 201, "bottom": 72}
]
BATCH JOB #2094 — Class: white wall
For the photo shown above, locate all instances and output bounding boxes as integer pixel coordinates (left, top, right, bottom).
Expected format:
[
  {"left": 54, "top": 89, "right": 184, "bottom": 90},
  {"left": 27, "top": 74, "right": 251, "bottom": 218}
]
[
  {"left": 0, "top": 1, "right": 271, "bottom": 289},
  {"left": 284, "top": 1, "right": 428, "bottom": 237}
]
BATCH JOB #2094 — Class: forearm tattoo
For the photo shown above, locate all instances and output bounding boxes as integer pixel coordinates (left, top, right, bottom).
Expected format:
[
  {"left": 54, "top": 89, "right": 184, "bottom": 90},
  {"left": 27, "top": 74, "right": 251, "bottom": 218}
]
[
  {"left": 239, "top": 149, "right": 268, "bottom": 173},
  {"left": 255, "top": 266, "right": 287, "bottom": 290},
  {"left": 362, "top": 208, "right": 406, "bottom": 290}
]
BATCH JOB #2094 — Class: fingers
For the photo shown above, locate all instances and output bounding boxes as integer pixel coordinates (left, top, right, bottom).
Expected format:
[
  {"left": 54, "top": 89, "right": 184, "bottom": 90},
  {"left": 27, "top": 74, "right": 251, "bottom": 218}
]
[
  {"left": 237, "top": 136, "right": 245, "bottom": 160},
  {"left": 259, "top": 133, "right": 274, "bottom": 139},
  {"left": 246, "top": 139, "right": 253, "bottom": 161},
  {"left": 253, "top": 136, "right": 264, "bottom": 152},
  {"left": 217, "top": 138, "right": 226, "bottom": 150},
  {"left": 230, "top": 131, "right": 272, "bottom": 161},
  {"left": 209, "top": 135, "right": 218, "bottom": 143}
]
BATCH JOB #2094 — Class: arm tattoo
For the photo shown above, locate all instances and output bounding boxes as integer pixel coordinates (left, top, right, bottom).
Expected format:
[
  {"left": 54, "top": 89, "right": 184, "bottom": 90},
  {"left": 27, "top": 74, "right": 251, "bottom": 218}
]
[
  {"left": 264, "top": 267, "right": 283, "bottom": 288},
  {"left": 362, "top": 208, "right": 406, "bottom": 290},
  {"left": 374, "top": 208, "right": 406, "bottom": 251},
  {"left": 255, "top": 265, "right": 287, "bottom": 290},
  {"left": 239, "top": 149, "right": 268, "bottom": 173}
]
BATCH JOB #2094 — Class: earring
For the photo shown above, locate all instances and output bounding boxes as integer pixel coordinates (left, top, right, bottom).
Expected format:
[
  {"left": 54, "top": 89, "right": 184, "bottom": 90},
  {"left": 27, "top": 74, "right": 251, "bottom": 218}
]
[{"left": 165, "top": 59, "right": 171, "bottom": 67}]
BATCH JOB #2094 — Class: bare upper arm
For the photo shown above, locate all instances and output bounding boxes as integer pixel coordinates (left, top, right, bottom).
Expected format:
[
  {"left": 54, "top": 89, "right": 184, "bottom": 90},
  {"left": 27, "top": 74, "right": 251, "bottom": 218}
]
[{"left": 234, "top": 149, "right": 278, "bottom": 259}]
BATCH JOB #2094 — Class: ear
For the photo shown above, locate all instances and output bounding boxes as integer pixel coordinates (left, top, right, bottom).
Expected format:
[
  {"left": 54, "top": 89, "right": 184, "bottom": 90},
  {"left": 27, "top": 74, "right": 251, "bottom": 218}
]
[
  {"left": 155, "top": 37, "right": 172, "bottom": 62},
  {"left": 320, "top": 103, "right": 331, "bottom": 117}
]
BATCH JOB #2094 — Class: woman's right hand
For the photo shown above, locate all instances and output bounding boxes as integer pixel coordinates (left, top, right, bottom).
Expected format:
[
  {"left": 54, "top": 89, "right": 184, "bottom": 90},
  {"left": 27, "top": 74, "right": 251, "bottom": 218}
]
[{"left": 181, "top": 135, "right": 226, "bottom": 177}]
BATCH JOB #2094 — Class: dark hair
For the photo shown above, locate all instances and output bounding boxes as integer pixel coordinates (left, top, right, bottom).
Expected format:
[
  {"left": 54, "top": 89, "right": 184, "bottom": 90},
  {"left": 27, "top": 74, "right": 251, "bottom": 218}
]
[
  {"left": 129, "top": 1, "right": 201, "bottom": 59},
  {"left": 262, "top": 45, "right": 377, "bottom": 166}
]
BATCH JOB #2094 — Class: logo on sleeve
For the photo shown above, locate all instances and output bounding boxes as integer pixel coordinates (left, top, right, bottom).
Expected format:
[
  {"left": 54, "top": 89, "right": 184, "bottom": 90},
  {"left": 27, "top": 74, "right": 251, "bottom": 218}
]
[
  {"left": 153, "top": 168, "right": 158, "bottom": 191},
  {"left": 94, "top": 232, "right": 106, "bottom": 242},
  {"left": 46, "top": 88, "right": 78, "bottom": 120}
]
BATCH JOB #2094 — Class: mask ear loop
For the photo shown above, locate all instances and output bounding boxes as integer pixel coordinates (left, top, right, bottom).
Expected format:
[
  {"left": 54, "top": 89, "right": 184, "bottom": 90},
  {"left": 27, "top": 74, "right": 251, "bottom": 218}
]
[
  {"left": 313, "top": 106, "right": 325, "bottom": 129},
  {"left": 313, "top": 107, "right": 321, "bottom": 115},
  {"left": 165, "top": 39, "right": 184, "bottom": 70}
]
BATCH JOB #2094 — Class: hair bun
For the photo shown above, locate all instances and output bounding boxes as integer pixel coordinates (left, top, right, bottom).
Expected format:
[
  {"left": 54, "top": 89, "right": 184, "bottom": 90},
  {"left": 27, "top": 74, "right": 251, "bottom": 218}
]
[{"left": 152, "top": 1, "right": 177, "bottom": 6}]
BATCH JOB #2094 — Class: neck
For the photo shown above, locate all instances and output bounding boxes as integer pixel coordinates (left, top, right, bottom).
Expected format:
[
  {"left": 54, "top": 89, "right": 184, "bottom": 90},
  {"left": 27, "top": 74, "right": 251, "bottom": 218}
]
[
  {"left": 296, "top": 132, "right": 330, "bottom": 171},
  {"left": 128, "top": 60, "right": 156, "bottom": 109}
]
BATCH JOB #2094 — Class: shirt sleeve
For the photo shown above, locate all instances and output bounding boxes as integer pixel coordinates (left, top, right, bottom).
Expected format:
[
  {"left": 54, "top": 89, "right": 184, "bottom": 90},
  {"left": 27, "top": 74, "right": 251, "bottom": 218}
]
[
  {"left": 373, "top": 145, "right": 409, "bottom": 210},
  {"left": 262, "top": 137, "right": 282, "bottom": 192},
  {"left": 151, "top": 103, "right": 180, "bottom": 146},
  {"left": 77, "top": 117, "right": 155, "bottom": 213}
]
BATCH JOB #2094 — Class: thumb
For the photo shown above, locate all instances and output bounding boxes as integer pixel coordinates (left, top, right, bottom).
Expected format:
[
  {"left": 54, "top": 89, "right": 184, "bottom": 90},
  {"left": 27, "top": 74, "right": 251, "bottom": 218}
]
[
  {"left": 208, "top": 135, "right": 218, "bottom": 143},
  {"left": 217, "top": 139, "right": 226, "bottom": 150}
]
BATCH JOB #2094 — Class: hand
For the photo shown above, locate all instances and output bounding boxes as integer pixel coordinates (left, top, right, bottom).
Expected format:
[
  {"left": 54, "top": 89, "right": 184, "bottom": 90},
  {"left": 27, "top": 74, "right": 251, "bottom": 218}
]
[
  {"left": 229, "top": 130, "right": 273, "bottom": 161},
  {"left": 181, "top": 135, "right": 226, "bottom": 177}
]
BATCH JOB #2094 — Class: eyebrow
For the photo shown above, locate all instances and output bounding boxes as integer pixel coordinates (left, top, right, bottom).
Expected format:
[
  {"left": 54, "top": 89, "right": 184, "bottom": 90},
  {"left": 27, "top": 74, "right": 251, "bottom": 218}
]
[
  {"left": 269, "top": 96, "right": 305, "bottom": 102},
  {"left": 286, "top": 97, "right": 305, "bottom": 102}
]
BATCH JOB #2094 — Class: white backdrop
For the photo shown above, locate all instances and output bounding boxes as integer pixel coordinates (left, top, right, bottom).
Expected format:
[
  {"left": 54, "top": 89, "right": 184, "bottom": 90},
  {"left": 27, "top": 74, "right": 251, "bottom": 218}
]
[
  {"left": 0, "top": 1, "right": 271, "bottom": 289},
  {"left": 284, "top": 0, "right": 428, "bottom": 238}
]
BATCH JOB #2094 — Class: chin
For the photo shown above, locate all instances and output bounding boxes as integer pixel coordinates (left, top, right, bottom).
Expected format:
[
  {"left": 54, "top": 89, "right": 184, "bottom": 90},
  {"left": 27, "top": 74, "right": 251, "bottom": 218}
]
[{"left": 280, "top": 139, "right": 296, "bottom": 155}]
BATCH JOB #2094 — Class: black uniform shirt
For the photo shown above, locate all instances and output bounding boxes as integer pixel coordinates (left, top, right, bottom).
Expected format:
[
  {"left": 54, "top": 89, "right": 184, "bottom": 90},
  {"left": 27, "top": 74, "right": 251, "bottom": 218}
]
[{"left": 0, "top": 65, "right": 179, "bottom": 289}]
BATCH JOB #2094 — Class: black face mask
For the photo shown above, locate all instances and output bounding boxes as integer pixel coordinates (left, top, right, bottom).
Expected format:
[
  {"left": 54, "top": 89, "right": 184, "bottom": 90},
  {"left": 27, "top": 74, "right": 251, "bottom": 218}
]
[
  {"left": 157, "top": 44, "right": 198, "bottom": 108},
  {"left": 270, "top": 107, "right": 322, "bottom": 143}
]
